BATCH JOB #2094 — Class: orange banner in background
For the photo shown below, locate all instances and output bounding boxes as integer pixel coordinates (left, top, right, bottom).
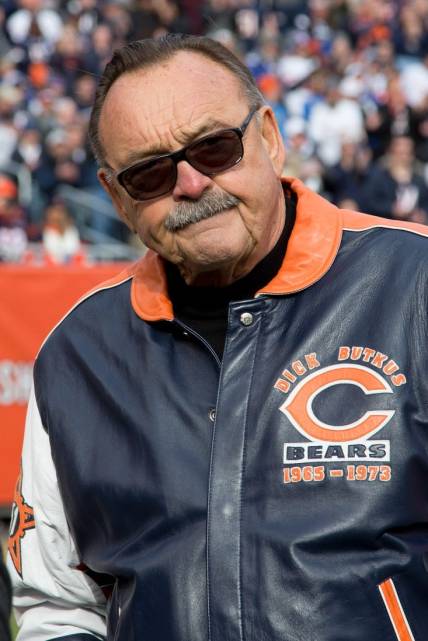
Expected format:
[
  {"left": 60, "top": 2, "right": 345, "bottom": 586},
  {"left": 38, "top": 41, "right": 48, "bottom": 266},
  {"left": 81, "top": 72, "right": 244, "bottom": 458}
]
[{"left": 0, "top": 262, "right": 129, "bottom": 511}]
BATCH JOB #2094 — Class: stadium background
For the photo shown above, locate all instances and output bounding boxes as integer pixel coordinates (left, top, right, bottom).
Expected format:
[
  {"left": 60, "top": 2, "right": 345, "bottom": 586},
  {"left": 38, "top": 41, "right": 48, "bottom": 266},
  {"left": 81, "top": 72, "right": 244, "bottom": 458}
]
[{"left": 2, "top": 0, "right": 428, "bottom": 637}]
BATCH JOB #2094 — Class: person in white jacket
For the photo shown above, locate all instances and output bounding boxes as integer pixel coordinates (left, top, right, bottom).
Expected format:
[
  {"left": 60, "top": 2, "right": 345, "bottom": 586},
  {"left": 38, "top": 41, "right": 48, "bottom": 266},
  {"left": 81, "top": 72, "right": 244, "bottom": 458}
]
[{"left": 42, "top": 200, "right": 81, "bottom": 263}]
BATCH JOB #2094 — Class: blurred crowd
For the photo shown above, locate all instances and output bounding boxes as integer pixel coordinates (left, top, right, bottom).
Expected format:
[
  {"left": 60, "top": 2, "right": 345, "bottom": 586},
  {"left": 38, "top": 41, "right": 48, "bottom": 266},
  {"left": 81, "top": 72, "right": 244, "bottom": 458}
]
[{"left": 1, "top": 0, "right": 428, "bottom": 263}]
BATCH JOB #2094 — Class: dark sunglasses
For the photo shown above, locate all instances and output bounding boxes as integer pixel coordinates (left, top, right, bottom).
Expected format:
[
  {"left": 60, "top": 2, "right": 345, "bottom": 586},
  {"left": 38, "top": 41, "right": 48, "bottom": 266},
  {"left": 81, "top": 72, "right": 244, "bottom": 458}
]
[{"left": 115, "top": 107, "right": 259, "bottom": 201}]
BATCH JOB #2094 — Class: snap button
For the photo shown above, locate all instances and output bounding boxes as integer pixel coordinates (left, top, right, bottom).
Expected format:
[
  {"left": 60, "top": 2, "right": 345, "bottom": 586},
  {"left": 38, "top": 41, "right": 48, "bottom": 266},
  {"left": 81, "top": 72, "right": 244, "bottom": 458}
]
[
  {"left": 209, "top": 408, "right": 216, "bottom": 422},
  {"left": 240, "top": 312, "right": 254, "bottom": 326}
]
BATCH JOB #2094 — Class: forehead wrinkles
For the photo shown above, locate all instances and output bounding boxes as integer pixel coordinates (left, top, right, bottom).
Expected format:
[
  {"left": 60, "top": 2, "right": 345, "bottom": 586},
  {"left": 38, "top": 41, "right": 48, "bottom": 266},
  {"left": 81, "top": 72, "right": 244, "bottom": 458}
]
[{"left": 99, "top": 56, "right": 246, "bottom": 164}]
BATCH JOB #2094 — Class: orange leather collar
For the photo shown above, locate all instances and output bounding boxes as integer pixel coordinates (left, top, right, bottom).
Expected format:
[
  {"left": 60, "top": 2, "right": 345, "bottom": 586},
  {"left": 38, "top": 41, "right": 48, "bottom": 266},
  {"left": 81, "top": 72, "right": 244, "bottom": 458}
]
[{"left": 129, "top": 178, "right": 343, "bottom": 321}]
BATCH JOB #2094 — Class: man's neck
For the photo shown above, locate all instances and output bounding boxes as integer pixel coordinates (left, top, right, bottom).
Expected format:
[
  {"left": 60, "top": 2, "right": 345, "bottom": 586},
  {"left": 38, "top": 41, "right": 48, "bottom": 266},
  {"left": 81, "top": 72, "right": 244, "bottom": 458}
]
[{"left": 165, "top": 188, "right": 297, "bottom": 359}]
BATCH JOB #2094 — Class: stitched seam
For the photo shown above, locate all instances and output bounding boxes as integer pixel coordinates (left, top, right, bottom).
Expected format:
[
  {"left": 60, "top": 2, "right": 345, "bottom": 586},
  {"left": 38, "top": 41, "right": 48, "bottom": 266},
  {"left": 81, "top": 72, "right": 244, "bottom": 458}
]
[
  {"left": 206, "top": 312, "right": 230, "bottom": 641},
  {"left": 237, "top": 310, "right": 264, "bottom": 641},
  {"left": 343, "top": 224, "right": 428, "bottom": 238},
  {"left": 36, "top": 275, "right": 133, "bottom": 358}
]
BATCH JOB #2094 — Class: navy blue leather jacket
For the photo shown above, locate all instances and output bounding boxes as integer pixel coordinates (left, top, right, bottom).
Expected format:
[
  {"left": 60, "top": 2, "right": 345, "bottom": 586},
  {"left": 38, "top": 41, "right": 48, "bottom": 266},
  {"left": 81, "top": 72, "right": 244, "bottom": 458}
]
[{"left": 8, "top": 179, "right": 428, "bottom": 641}]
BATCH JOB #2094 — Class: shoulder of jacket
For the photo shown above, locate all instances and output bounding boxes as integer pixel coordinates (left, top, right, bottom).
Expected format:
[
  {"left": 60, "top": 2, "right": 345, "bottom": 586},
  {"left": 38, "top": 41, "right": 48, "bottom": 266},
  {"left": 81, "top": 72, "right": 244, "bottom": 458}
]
[
  {"left": 342, "top": 209, "right": 428, "bottom": 241},
  {"left": 35, "top": 261, "right": 139, "bottom": 360}
]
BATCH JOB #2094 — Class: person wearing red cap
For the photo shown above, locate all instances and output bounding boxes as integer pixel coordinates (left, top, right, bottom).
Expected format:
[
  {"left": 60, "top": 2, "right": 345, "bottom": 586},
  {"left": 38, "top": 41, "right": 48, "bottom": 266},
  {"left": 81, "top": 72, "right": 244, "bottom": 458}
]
[
  {"left": 257, "top": 72, "right": 287, "bottom": 139},
  {"left": 0, "top": 175, "right": 17, "bottom": 201},
  {"left": 0, "top": 174, "right": 27, "bottom": 262}
]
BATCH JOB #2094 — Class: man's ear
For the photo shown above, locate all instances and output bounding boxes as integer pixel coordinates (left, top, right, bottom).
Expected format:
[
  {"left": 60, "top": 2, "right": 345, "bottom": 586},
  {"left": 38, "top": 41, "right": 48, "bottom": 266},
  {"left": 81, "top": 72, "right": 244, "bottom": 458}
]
[
  {"left": 98, "top": 168, "right": 136, "bottom": 233},
  {"left": 259, "top": 106, "right": 286, "bottom": 177}
]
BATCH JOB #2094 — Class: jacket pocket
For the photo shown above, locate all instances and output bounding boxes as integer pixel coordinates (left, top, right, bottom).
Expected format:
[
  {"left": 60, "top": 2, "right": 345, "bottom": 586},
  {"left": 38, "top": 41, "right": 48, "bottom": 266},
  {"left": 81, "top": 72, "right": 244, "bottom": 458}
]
[{"left": 378, "top": 577, "right": 416, "bottom": 641}]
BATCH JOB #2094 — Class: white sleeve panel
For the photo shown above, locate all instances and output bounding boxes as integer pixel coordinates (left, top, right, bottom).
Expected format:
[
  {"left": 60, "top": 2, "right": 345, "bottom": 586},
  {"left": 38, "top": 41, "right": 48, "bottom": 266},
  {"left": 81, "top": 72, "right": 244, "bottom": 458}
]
[{"left": 6, "top": 386, "right": 107, "bottom": 641}]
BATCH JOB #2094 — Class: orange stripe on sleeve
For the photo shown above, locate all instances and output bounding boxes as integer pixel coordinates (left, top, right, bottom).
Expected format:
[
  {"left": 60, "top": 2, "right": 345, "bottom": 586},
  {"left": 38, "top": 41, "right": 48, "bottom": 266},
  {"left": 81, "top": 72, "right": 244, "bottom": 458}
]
[{"left": 378, "top": 578, "right": 415, "bottom": 641}]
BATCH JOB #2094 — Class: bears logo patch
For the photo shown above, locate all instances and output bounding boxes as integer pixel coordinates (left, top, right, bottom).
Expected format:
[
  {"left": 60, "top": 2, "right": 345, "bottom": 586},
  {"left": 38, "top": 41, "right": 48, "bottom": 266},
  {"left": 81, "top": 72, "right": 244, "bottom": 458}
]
[
  {"left": 274, "top": 347, "right": 406, "bottom": 484},
  {"left": 8, "top": 466, "right": 35, "bottom": 578}
]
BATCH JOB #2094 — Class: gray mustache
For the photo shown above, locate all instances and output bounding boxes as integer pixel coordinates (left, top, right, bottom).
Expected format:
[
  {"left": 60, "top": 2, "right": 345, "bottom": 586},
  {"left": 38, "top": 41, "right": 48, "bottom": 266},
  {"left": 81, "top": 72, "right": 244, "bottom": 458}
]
[{"left": 164, "top": 191, "right": 240, "bottom": 231}]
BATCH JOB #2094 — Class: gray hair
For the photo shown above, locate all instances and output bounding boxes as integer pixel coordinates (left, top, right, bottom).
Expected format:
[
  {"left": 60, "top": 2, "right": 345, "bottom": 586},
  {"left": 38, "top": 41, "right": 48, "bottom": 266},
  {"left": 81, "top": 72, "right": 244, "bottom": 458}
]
[{"left": 88, "top": 33, "right": 265, "bottom": 167}]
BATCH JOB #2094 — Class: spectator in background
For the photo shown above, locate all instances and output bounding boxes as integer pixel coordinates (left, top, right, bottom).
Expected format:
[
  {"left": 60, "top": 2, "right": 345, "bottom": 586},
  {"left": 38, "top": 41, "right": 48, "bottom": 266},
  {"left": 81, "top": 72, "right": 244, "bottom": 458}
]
[
  {"left": 73, "top": 73, "right": 97, "bottom": 116},
  {"left": 148, "top": 0, "right": 189, "bottom": 36},
  {"left": 5, "top": 0, "right": 63, "bottom": 56},
  {"left": 202, "top": 0, "right": 237, "bottom": 36},
  {"left": 207, "top": 26, "right": 241, "bottom": 57},
  {"left": 323, "top": 140, "right": 373, "bottom": 210},
  {"left": 276, "top": 32, "right": 319, "bottom": 90},
  {"left": 393, "top": 3, "right": 428, "bottom": 60},
  {"left": 364, "top": 135, "right": 428, "bottom": 223},
  {"left": 129, "top": 0, "right": 163, "bottom": 41},
  {"left": 0, "top": 84, "right": 23, "bottom": 169},
  {"left": 68, "top": 0, "right": 101, "bottom": 38},
  {"left": 11, "top": 127, "right": 42, "bottom": 174},
  {"left": 357, "top": 39, "right": 396, "bottom": 120},
  {"left": 411, "top": 95, "right": 428, "bottom": 166},
  {"left": 2, "top": 0, "right": 428, "bottom": 258},
  {"left": 0, "top": 49, "right": 25, "bottom": 89},
  {"left": 282, "top": 117, "right": 317, "bottom": 184},
  {"left": 102, "top": 1, "right": 132, "bottom": 42},
  {"left": 5, "top": 0, "right": 63, "bottom": 100},
  {"left": 0, "top": 6, "right": 13, "bottom": 58},
  {"left": 10, "top": 127, "right": 44, "bottom": 236},
  {"left": 42, "top": 199, "right": 81, "bottom": 263},
  {"left": 83, "top": 22, "right": 115, "bottom": 76},
  {"left": 52, "top": 96, "right": 79, "bottom": 130},
  {"left": 328, "top": 31, "right": 354, "bottom": 75},
  {"left": 0, "top": 174, "right": 28, "bottom": 262},
  {"left": 400, "top": 52, "right": 428, "bottom": 111},
  {"left": 348, "top": 0, "right": 395, "bottom": 51},
  {"left": 284, "top": 67, "right": 326, "bottom": 123},
  {"left": 50, "top": 24, "right": 86, "bottom": 94},
  {"left": 245, "top": 34, "right": 281, "bottom": 80},
  {"left": 35, "top": 127, "right": 85, "bottom": 199},
  {"left": 365, "top": 78, "right": 413, "bottom": 160},
  {"left": 308, "top": 74, "right": 365, "bottom": 166},
  {"left": 257, "top": 73, "right": 287, "bottom": 139},
  {"left": 26, "top": 87, "right": 59, "bottom": 138}
]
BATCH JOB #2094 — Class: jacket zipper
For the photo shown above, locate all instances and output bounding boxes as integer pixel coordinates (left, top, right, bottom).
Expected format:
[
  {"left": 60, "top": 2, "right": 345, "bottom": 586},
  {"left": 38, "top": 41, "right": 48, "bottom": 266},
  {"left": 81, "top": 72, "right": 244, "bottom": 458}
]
[{"left": 172, "top": 319, "right": 222, "bottom": 369}]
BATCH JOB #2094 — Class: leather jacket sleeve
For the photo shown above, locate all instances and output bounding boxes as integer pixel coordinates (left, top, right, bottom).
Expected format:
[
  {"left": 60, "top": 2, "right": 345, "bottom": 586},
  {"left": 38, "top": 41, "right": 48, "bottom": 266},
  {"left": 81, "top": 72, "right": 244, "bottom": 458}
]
[{"left": 6, "top": 386, "right": 106, "bottom": 641}]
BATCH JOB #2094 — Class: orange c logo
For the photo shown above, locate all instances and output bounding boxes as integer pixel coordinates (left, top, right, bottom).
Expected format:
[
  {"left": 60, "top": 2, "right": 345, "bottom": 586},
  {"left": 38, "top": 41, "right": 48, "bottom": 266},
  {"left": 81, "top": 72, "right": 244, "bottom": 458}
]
[{"left": 280, "top": 364, "right": 394, "bottom": 442}]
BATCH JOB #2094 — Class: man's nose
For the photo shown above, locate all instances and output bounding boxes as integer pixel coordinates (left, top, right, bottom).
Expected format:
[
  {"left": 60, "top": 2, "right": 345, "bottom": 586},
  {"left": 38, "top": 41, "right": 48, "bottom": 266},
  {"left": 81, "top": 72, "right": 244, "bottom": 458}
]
[{"left": 172, "top": 160, "right": 212, "bottom": 200}]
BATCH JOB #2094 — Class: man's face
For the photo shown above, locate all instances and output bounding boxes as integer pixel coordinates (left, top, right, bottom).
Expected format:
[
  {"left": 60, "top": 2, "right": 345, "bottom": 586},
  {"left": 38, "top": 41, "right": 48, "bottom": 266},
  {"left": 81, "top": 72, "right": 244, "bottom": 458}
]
[
  {"left": 98, "top": 51, "right": 285, "bottom": 285},
  {"left": 390, "top": 136, "right": 414, "bottom": 166}
]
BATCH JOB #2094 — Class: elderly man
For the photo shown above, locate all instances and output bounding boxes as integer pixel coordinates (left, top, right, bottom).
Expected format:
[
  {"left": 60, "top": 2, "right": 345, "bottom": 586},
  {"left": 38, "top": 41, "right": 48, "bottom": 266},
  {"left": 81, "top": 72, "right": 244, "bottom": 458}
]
[{"left": 8, "top": 34, "right": 428, "bottom": 641}]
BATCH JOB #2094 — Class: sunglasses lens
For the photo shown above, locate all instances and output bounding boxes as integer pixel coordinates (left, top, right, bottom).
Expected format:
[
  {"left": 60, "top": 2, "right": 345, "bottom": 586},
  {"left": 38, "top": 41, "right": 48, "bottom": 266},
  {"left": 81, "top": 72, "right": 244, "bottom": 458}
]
[
  {"left": 119, "top": 130, "right": 244, "bottom": 200},
  {"left": 120, "top": 156, "right": 176, "bottom": 201},
  {"left": 187, "top": 131, "right": 243, "bottom": 174}
]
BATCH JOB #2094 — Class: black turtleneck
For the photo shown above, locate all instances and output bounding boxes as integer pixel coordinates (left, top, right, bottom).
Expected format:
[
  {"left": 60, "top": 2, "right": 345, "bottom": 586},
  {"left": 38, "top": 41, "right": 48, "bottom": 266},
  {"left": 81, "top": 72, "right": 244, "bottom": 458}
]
[{"left": 166, "top": 189, "right": 296, "bottom": 360}]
